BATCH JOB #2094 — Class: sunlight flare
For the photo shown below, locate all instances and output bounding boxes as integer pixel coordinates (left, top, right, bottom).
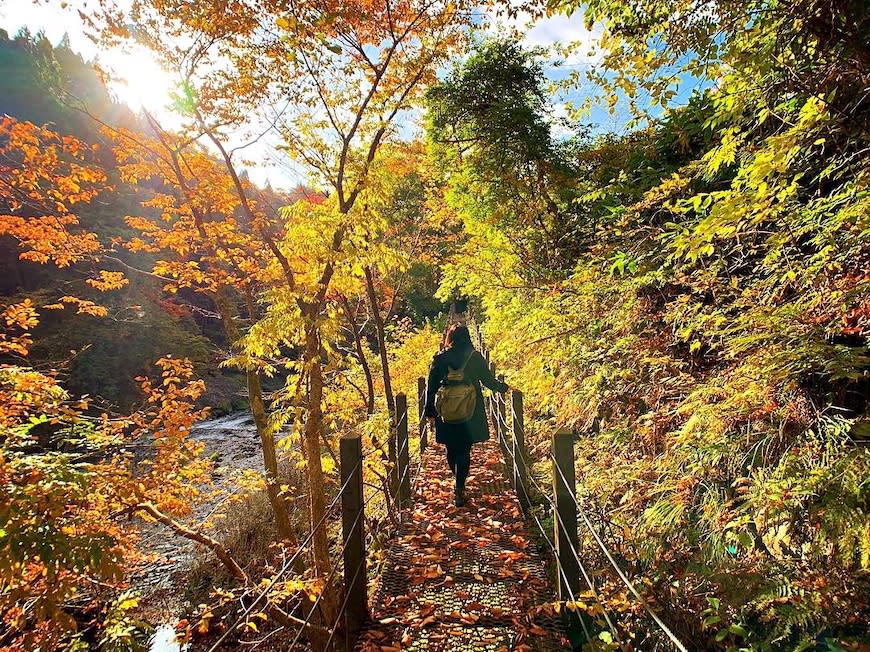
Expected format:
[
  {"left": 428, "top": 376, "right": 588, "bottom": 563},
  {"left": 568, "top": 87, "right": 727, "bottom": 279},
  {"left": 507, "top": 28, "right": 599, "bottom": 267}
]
[{"left": 102, "top": 44, "right": 175, "bottom": 113}]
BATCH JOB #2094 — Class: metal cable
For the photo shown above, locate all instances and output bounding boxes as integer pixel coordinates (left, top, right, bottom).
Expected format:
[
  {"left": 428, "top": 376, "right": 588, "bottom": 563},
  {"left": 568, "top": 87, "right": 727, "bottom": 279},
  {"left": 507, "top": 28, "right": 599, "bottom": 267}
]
[
  {"left": 284, "top": 503, "right": 368, "bottom": 651},
  {"left": 209, "top": 374, "right": 430, "bottom": 649},
  {"left": 394, "top": 434, "right": 413, "bottom": 508},
  {"left": 485, "top": 409, "right": 605, "bottom": 644},
  {"left": 280, "top": 488, "right": 390, "bottom": 650},
  {"left": 321, "top": 542, "right": 368, "bottom": 650},
  {"left": 516, "top": 458, "right": 621, "bottom": 640},
  {"left": 520, "top": 481, "right": 594, "bottom": 644},
  {"left": 476, "top": 327, "right": 685, "bottom": 651},
  {"left": 411, "top": 430, "right": 427, "bottom": 491},
  {"left": 550, "top": 456, "right": 689, "bottom": 652},
  {"left": 477, "top": 345, "right": 617, "bottom": 642},
  {"left": 207, "top": 453, "right": 364, "bottom": 652},
  {"left": 549, "top": 491, "right": 623, "bottom": 641}
]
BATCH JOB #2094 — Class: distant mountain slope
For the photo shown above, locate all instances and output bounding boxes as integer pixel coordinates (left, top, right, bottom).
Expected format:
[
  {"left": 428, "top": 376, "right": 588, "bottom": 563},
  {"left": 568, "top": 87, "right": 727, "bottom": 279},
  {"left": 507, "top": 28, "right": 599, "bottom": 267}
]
[{"left": 0, "top": 28, "right": 234, "bottom": 410}]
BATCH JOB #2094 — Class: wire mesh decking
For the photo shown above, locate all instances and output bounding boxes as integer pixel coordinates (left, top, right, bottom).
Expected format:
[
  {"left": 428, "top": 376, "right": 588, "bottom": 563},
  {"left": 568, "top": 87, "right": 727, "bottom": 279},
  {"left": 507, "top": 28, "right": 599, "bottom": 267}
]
[{"left": 355, "top": 438, "right": 569, "bottom": 651}]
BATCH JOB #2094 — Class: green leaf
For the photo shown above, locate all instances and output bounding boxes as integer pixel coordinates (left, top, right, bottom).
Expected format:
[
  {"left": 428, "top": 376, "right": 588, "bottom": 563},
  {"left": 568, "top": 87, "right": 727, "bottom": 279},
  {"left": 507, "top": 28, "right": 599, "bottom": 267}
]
[
  {"left": 704, "top": 615, "right": 722, "bottom": 627},
  {"left": 728, "top": 624, "right": 748, "bottom": 638}
]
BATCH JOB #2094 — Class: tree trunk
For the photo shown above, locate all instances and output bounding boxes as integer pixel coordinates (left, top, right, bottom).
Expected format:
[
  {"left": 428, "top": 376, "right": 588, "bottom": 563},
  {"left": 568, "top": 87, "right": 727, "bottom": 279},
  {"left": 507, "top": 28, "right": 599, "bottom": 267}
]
[
  {"left": 302, "top": 321, "right": 337, "bottom": 636},
  {"left": 213, "top": 289, "right": 295, "bottom": 544},
  {"left": 364, "top": 266, "right": 397, "bottom": 494},
  {"left": 340, "top": 296, "right": 376, "bottom": 414},
  {"left": 247, "top": 369, "right": 295, "bottom": 543}
]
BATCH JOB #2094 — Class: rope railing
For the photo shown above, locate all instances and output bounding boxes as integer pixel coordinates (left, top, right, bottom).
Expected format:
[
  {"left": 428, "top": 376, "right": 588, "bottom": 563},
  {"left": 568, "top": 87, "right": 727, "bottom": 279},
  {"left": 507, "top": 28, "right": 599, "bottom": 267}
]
[
  {"left": 485, "top": 394, "right": 614, "bottom": 644},
  {"left": 412, "top": 411, "right": 427, "bottom": 490},
  {"left": 473, "top": 316, "right": 691, "bottom": 652},
  {"left": 321, "top": 393, "right": 426, "bottom": 648},
  {"left": 284, "top": 510, "right": 365, "bottom": 649},
  {"left": 322, "top": 541, "right": 368, "bottom": 650},
  {"left": 285, "top": 481, "right": 389, "bottom": 651},
  {"left": 551, "top": 457, "right": 688, "bottom": 651},
  {"left": 524, "top": 488, "right": 596, "bottom": 643},
  {"left": 394, "top": 422, "right": 412, "bottom": 510},
  {"left": 210, "top": 305, "right": 492, "bottom": 650},
  {"left": 507, "top": 443, "right": 622, "bottom": 641}
]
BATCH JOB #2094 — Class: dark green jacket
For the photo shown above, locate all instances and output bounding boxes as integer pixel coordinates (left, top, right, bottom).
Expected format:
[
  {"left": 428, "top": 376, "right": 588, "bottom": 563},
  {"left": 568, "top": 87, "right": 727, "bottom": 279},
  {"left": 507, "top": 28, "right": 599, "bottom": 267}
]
[{"left": 424, "top": 346, "right": 508, "bottom": 445}]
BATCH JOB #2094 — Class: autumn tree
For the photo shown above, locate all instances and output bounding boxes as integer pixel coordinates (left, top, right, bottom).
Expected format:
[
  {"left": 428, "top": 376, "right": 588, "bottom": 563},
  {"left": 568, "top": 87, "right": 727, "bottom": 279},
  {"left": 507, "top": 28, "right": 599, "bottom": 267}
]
[
  {"left": 329, "top": 142, "right": 451, "bottom": 513},
  {"left": 101, "top": 117, "right": 305, "bottom": 545},
  {"left": 433, "top": 0, "right": 870, "bottom": 644},
  {"left": 336, "top": 143, "right": 445, "bottom": 453},
  {"left": 0, "top": 117, "right": 224, "bottom": 649},
  {"left": 427, "top": 39, "right": 589, "bottom": 277},
  {"left": 260, "top": 0, "right": 479, "bottom": 604},
  {"left": 78, "top": 0, "right": 482, "bottom": 642}
]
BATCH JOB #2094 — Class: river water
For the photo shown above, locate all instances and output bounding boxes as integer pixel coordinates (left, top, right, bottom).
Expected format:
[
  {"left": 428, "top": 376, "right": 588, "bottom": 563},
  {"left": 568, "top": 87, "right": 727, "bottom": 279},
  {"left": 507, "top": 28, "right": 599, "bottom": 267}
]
[
  {"left": 144, "top": 410, "right": 268, "bottom": 651},
  {"left": 190, "top": 411, "right": 264, "bottom": 469}
]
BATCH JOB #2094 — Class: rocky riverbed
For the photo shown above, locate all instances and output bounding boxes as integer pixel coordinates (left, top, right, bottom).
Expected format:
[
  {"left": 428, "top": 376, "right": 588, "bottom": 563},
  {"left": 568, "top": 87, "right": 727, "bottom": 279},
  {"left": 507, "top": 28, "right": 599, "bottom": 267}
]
[{"left": 134, "top": 411, "right": 267, "bottom": 644}]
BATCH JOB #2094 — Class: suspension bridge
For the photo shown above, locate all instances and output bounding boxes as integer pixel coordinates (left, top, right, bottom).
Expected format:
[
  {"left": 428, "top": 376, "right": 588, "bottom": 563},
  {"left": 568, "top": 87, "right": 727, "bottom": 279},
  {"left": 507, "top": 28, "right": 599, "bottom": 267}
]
[
  {"left": 209, "top": 306, "right": 689, "bottom": 651},
  {"left": 350, "top": 308, "right": 688, "bottom": 651}
]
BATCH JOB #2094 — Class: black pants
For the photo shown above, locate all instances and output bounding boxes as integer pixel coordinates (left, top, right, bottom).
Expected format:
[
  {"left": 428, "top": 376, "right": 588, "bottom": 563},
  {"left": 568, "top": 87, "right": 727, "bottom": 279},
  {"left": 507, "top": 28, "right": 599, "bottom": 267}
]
[{"left": 445, "top": 440, "right": 472, "bottom": 491}]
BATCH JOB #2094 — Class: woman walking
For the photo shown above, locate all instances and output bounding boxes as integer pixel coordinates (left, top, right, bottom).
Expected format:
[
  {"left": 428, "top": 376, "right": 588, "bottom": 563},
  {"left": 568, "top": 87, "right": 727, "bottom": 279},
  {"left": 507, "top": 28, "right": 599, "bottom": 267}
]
[{"left": 424, "top": 324, "right": 508, "bottom": 506}]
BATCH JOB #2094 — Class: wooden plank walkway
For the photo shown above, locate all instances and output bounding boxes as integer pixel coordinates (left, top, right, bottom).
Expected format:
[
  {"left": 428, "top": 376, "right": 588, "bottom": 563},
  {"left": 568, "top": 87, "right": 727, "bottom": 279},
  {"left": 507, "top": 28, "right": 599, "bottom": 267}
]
[{"left": 355, "top": 437, "right": 569, "bottom": 651}]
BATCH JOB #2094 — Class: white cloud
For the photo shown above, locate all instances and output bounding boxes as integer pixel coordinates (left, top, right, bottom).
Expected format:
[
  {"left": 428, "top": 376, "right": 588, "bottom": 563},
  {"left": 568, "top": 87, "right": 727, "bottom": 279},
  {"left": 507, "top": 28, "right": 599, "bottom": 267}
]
[
  {"left": 480, "top": 7, "right": 614, "bottom": 136},
  {"left": 486, "top": 8, "right": 603, "bottom": 66},
  {"left": 549, "top": 101, "right": 576, "bottom": 138}
]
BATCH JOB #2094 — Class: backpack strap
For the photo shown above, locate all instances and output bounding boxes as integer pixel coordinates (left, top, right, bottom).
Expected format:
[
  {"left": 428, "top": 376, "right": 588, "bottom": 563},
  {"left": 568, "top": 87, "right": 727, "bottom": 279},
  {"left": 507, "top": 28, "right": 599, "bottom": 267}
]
[{"left": 444, "top": 350, "right": 474, "bottom": 378}]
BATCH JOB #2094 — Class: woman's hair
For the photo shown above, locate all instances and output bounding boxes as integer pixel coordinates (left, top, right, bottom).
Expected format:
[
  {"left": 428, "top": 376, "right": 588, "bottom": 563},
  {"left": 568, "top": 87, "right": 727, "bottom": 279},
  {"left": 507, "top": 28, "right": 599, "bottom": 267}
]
[{"left": 444, "top": 324, "right": 473, "bottom": 350}]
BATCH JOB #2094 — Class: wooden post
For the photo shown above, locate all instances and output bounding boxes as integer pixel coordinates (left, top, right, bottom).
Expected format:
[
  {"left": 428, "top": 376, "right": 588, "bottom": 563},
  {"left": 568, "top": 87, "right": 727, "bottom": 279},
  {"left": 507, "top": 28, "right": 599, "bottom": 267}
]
[
  {"left": 511, "top": 390, "right": 529, "bottom": 510},
  {"left": 490, "top": 364, "right": 508, "bottom": 463},
  {"left": 496, "top": 373, "right": 507, "bottom": 445},
  {"left": 552, "top": 428, "right": 580, "bottom": 603},
  {"left": 340, "top": 434, "right": 366, "bottom": 650},
  {"left": 487, "top": 361, "right": 496, "bottom": 435},
  {"left": 396, "top": 393, "right": 411, "bottom": 507},
  {"left": 389, "top": 417, "right": 398, "bottom": 498},
  {"left": 417, "top": 377, "right": 427, "bottom": 453}
]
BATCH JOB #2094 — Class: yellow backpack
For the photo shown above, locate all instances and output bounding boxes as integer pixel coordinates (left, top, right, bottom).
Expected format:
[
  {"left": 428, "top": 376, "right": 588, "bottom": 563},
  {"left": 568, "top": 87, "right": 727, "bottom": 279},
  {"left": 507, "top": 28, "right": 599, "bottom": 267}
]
[{"left": 434, "top": 350, "right": 476, "bottom": 424}]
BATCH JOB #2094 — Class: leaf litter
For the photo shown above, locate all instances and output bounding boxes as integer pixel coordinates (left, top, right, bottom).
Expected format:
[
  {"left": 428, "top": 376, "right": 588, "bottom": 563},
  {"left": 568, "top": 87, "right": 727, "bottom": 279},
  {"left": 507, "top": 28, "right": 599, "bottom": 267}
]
[{"left": 356, "top": 438, "right": 568, "bottom": 650}]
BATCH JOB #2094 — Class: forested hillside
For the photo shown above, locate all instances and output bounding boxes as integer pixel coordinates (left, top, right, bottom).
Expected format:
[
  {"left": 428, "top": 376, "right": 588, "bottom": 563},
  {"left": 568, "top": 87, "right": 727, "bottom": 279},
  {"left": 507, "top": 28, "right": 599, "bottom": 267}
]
[
  {"left": 0, "top": 28, "right": 243, "bottom": 411},
  {"left": 0, "top": 0, "right": 867, "bottom": 651},
  {"left": 429, "top": 3, "right": 870, "bottom": 649}
]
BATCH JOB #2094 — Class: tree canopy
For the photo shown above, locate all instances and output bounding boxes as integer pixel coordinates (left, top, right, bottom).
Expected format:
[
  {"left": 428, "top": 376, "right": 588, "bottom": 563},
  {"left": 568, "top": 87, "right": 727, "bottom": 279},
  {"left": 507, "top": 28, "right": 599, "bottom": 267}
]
[{"left": 0, "top": 0, "right": 868, "bottom": 650}]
